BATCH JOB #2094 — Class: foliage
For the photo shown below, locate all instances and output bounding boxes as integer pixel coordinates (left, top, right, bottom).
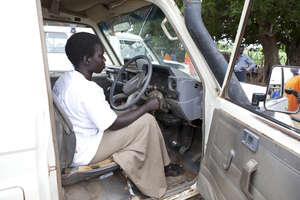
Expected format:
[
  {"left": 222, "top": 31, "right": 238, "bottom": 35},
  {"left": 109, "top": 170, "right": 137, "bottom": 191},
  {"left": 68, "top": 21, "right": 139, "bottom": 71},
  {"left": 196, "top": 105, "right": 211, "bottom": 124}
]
[
  {"left": 197, "top": 0, "right": 299, "bottom": 46},
  {"left": 175, "top": 0, "right": 184, "bottom": 13},
  {"left": 175, "top": 0, "right": 299, "bottom": 53},
  {"left": 273, "top": 1, "right": 300, "bottom": 45}
]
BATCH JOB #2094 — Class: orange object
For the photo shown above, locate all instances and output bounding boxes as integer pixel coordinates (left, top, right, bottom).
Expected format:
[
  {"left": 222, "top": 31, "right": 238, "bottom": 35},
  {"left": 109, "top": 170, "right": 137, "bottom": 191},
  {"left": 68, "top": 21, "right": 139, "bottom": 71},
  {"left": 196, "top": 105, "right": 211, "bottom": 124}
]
[
  {"left": 185, "top": 52, "right": 195, "bottom": 75},
  {"left": 164, "top": 53, "right": 171, "bottom": 60},
  {"left": 284, "top": 75, "right": 300, "bottom": 111},
  {"left": 184, "top": 52, "right": 190, "bottom": 63}
]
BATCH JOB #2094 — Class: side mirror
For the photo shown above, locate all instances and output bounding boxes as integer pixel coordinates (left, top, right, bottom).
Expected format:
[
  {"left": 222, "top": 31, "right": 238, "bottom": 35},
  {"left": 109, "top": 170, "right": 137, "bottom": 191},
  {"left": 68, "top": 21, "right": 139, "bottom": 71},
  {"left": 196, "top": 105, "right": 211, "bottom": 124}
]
[
  {"left": 251, "top": 93, "right": 266, "bottom": 107},
  {"left": 264, "top": 65, "right": 300, "bottom": 113}
]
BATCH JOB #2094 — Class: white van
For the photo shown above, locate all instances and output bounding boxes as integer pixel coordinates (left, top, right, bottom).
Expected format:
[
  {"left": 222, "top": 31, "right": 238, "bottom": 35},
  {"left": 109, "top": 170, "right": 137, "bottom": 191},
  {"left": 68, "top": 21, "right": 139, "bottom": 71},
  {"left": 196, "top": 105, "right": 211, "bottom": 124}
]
[{"left": 0, "top": 0, "right": 299, "bottom": 200}]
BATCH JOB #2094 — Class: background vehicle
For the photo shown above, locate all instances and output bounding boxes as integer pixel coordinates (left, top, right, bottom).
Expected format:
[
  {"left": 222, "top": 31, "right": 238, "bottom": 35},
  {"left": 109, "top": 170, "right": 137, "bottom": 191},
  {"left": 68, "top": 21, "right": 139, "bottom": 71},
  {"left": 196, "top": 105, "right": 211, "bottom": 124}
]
[
  {"left": 0, "top": 0, "right": 299, "bottom": 200},
  {"left": 44, "top": 25, "right": 113, "bottom": 72}
]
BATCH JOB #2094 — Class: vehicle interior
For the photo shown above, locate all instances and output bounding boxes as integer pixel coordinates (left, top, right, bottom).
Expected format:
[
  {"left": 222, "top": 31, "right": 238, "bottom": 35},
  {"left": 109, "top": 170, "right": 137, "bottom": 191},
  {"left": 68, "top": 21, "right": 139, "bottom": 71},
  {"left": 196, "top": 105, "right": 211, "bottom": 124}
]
[{"left": 41, "top": 0, "right": 203, "bottom": 199}]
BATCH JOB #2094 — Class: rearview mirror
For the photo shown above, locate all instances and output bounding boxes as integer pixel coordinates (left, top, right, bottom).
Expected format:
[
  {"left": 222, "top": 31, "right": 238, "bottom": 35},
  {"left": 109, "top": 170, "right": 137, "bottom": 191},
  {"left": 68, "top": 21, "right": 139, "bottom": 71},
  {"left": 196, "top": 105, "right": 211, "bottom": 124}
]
[
  {"left": 264, "top": 65, "right": 300, "bottom": 113},
  {"left": 113, "top": 22, "right": 131, "bottom": 33}
]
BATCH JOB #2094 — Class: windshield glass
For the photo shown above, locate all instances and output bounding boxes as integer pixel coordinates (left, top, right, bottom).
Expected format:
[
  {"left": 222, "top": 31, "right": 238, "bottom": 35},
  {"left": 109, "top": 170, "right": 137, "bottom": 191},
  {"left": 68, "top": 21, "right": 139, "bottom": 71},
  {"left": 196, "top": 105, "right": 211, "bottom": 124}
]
[{"left": 99, "top": 5, "right": 197, "bottom": 78}]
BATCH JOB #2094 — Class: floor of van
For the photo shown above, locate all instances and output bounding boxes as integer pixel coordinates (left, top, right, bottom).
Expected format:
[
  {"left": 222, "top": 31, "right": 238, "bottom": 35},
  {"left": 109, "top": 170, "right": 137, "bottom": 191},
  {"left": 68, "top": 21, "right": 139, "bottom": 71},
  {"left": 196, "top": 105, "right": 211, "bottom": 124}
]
[
  {"left": 63, "top": 123, "right": 202, "bottom": 200},
  {"left": 63, "top": 168, "right": 198, "bottom": 200},
  {"left": 63, "top": 170, "right": 130, "bottom": 200}
]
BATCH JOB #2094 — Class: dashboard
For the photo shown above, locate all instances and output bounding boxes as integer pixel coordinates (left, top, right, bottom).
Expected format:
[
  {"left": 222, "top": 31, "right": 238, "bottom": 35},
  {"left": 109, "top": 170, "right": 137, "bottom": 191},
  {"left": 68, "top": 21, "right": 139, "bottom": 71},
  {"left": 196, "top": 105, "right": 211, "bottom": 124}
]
[{"left": 105, "top": 64, "right": 203, "bottom": 121}]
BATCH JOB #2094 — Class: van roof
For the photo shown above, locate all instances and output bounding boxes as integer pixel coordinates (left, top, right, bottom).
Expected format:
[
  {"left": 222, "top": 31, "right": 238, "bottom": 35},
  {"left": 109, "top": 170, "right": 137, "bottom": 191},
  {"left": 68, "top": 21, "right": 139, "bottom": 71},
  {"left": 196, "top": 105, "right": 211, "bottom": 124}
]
[{"left": 41, "top": 0, "right": 151, "bottom": 22}]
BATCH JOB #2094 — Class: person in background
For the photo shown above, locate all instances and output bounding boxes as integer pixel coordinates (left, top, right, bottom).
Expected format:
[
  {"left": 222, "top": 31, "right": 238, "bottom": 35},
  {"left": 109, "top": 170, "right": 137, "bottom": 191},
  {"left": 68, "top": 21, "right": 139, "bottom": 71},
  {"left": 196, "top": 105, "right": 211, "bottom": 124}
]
[
  {"left": 234, "top": 46, "right": 256, "bottom": 82},
  {"left": 271, "top": 89, "right": 280, "bottom": 98},
  {"left": 185, "top": 52, "right": 195, "bottom": 76},
  {"left": 164, "top": 52, "right": 171, "bottom": 60},
  {"left": 170, "top": 51, "right": 177, "bottom": 61},
  {"left": 284, "top": 68, "right": 300, "bottom": 112}
]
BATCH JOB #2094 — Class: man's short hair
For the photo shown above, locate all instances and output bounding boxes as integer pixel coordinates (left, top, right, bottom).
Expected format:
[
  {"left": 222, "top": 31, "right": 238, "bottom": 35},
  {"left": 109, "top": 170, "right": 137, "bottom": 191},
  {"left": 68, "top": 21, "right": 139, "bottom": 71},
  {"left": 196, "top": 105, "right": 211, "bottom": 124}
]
[
  {"left": 65, "top": 32, "right": 102, "bottom": 68},
  {"left": 239, "top": 46, "right": 245, "bottom": 53}
]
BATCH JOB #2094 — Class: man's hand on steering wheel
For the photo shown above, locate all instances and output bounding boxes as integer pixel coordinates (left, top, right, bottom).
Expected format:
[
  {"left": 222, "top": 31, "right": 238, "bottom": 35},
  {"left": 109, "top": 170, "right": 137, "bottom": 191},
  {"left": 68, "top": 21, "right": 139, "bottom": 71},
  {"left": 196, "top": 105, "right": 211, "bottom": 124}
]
[{"left": 144, "top": 98, "right": 160, "bottom": 112}]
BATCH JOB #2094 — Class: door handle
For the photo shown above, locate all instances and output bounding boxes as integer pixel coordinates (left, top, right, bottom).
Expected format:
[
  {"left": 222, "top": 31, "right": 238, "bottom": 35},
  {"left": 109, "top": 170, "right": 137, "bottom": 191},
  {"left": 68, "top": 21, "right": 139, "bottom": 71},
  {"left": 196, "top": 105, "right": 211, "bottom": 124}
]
[
  {"left": 223, "top": 149, "right": 235, "bottom": 170},
  {"left": 240, "top": 159, "right": 258, "bottom": 200}
]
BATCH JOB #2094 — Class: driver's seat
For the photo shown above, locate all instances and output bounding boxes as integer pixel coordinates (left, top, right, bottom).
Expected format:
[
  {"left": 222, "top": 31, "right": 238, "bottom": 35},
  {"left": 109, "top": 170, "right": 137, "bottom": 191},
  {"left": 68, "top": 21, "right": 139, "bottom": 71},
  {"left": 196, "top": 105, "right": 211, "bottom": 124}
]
[{"left": 52, "top": 95, "right": 119, "bottom": 186}]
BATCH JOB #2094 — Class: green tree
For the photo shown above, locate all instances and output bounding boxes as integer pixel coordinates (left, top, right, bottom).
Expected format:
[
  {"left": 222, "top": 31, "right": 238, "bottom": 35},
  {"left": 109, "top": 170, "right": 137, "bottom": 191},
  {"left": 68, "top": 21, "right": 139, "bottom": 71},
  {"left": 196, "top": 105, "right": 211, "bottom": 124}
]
[{"left": 275, "top": 1, "right": 300, "bottom": 66}]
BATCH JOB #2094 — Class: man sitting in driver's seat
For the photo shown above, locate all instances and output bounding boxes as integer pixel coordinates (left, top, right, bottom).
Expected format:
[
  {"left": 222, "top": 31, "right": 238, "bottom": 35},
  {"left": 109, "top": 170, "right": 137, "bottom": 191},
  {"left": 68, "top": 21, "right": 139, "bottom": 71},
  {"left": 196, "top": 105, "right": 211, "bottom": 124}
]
[{"left": 52, "top": 32, "right": 182, "bottom": 198}]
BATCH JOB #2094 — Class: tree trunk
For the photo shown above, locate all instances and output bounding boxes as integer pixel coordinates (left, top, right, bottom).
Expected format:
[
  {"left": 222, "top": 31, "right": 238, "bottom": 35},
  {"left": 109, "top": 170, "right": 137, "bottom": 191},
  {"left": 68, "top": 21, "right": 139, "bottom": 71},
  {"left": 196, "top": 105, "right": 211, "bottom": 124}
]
[
  {"left": 259, "top": 33, "right": 280, "bottom": 84},
  {"left": 286, "top": 40, "right": 300, "bottom": 66}
]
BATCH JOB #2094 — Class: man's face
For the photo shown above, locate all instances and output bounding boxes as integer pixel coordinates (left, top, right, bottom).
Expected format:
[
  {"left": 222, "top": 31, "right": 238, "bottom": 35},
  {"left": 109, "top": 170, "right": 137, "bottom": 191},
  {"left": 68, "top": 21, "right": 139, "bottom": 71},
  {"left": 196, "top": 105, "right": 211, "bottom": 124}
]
[
  {"left": 89, "top": 44, "right": 106, "bottom": 73},
  {"left": 240, "top": 48, "right": 244, "bottom": 55}
]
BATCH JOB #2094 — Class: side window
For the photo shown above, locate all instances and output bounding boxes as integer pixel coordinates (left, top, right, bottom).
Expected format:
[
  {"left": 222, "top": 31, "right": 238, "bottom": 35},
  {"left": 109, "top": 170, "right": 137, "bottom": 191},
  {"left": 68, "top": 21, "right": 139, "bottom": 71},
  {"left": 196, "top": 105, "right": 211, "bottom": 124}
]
[
  {"left": 202, "top": 1, "right": 299, "bottom": 131},
  {"left": 43, "top": 21, "right": 112, "bottom": 76}
]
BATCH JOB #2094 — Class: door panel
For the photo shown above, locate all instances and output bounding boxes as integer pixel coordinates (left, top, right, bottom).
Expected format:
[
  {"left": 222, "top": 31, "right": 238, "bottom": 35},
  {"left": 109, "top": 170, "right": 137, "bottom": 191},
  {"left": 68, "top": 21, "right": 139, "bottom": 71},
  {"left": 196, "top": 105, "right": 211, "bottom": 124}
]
[{"left": 198, "top": 109, "right": 300, "bottom": 200}]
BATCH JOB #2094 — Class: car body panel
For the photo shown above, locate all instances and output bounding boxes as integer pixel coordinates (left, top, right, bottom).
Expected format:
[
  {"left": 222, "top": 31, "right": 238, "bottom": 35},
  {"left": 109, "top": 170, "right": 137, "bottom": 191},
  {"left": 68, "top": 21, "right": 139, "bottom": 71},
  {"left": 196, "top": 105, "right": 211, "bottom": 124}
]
[{"left": 0, "top": 0, "right": 59, "bottom": 199}]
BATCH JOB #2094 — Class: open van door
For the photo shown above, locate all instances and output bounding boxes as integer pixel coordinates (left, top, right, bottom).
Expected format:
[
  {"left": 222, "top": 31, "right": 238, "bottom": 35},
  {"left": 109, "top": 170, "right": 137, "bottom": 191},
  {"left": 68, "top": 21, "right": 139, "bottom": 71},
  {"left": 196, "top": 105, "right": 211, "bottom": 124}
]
[
  {"left": 197, "top": 105, "right": 300, "bottom": 200},
  {"left": 184, "top": 0, "right": 300, "bottom": 199}
]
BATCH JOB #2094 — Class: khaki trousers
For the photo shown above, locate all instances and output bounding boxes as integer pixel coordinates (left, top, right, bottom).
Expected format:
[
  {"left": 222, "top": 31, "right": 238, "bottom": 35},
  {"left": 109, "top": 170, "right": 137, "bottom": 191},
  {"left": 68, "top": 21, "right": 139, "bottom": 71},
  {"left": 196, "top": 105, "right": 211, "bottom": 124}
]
[{"left": 91, "top": 113, "right": 170, "bottom": 198}]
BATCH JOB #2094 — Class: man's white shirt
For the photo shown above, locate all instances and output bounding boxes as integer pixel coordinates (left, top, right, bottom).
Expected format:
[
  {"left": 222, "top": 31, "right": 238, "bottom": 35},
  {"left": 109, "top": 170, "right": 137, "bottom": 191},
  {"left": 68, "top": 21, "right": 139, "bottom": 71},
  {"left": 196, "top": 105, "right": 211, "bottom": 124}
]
[{"left": 53, "top": 70, "right": 117, "bottom": 166}]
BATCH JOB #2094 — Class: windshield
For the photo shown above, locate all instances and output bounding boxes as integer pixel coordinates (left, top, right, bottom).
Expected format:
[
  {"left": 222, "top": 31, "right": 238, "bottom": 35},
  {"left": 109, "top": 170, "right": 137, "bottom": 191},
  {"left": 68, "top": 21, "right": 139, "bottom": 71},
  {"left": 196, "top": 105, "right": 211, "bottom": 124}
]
[{"left": 99, "top": 5, "right": 196, "bottom": 78}]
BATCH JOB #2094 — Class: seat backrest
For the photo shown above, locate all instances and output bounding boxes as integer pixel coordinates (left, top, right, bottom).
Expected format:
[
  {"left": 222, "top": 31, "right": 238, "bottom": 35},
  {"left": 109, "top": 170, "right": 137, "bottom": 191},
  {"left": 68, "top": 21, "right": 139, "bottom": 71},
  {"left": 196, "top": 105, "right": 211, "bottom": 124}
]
[{"left": 52, "top": 95, "right": 76, "bottom": 170}]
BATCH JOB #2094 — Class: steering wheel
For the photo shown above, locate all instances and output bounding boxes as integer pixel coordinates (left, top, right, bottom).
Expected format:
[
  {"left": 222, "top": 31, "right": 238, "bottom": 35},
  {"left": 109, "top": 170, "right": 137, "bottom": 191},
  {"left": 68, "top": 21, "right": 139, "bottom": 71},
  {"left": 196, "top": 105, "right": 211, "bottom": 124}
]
[{"left": 109, "top": 55, "right": 152, "bottom": 111}]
